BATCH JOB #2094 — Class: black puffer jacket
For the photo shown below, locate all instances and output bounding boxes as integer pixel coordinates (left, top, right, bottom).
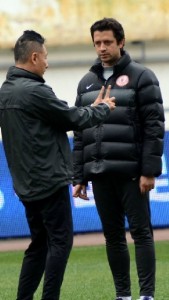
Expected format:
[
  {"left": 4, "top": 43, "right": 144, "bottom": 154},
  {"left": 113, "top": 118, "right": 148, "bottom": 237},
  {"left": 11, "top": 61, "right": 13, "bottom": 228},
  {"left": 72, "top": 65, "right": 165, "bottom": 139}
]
[
  {"left": 73, "top": 51, "right": 165, "bottom": 184},
  {"left": 0, "top": 66, "right": 111, "bottom": 201}
]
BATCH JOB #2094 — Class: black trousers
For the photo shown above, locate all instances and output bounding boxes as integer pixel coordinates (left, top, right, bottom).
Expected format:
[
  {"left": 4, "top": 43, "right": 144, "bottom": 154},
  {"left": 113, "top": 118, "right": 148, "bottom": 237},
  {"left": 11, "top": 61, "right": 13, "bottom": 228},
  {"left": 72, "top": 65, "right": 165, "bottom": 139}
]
[
  {"left": 92, "top": 175, "right": 155, "bottom": 298},
  {"left": 16, "top": 186, "right": 73, "bottom": 300}
]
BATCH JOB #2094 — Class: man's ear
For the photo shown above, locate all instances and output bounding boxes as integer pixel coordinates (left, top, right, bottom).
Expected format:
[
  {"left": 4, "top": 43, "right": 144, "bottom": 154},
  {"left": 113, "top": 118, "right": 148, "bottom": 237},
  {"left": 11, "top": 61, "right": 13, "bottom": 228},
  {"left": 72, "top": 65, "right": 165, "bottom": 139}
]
[
  {"left": 119, "top": 38, "right": 125, "bottom": 49},
  {"left": 31, "top": 52, "right": 38, "bottom": 65}
]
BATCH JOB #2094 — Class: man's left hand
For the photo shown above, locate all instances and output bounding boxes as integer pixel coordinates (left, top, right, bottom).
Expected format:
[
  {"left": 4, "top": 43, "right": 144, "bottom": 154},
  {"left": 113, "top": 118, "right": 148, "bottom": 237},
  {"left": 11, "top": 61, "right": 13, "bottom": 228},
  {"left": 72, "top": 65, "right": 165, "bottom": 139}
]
[{"left": 139, "top": 176, "right": 155, "bottom": 193}]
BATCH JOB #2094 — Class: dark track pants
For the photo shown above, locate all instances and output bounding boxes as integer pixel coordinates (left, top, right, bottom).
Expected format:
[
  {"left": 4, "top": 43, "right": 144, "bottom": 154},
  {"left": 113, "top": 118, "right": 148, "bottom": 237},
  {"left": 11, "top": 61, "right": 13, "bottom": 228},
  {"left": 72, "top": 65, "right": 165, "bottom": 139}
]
[
  {"left": 16, "top": 186, "right": 73, "bottom": 300},
  {"left": 92, "top": 175, "right": 155, "bottom": 298}
]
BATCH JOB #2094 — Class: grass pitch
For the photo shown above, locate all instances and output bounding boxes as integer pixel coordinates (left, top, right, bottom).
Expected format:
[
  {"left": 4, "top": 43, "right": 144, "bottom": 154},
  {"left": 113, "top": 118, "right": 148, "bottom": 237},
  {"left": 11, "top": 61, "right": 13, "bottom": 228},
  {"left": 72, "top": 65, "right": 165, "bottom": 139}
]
[{"left": 0, "top": 241, "right": 168, "bottom": 299}]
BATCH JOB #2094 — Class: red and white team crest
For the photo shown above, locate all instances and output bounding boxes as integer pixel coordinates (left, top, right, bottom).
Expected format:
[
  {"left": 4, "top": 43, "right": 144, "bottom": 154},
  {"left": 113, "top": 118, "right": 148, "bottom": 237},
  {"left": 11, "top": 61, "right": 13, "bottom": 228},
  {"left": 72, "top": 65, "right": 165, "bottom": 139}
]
[{"left": 116, "top": 75, "right": 129, "bottom": 87}]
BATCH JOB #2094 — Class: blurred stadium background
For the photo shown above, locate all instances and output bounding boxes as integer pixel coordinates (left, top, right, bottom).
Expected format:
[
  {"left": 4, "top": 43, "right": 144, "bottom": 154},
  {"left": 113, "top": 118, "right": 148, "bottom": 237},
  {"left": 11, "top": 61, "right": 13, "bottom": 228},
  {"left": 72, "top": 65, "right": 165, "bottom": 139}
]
[{"left": 0, "top": 0, "right": 169, "bottom": 240}]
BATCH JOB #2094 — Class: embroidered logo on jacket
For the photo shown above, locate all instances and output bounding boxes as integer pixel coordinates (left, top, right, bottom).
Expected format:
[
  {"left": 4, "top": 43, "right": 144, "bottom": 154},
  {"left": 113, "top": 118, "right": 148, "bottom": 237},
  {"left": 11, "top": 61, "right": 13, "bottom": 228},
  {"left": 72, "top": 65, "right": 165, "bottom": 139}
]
[
  {"left": 116, "top": 75, "right": 129, "bottom": 87},
  {"left": 86, "top": 83, "right": 94, "bottom": 89}
]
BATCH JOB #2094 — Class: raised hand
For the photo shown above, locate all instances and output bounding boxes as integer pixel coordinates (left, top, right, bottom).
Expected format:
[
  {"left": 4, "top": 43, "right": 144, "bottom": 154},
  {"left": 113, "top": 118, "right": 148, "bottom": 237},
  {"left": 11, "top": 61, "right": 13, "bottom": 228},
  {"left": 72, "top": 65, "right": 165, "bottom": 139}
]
[{"left": 92, "top": 85, "right": 116, "bottom": 111}]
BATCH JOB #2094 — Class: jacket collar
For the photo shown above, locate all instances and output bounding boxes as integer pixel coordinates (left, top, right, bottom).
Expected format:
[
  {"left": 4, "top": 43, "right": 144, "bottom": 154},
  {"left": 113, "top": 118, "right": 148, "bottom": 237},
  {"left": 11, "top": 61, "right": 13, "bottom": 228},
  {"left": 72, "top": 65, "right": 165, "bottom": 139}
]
[
  {"left": 90, "top": 50, "right": 131, "bottom": 77},
  {"left": 6, "top": 66, "right": 45, "bottom": 83}
]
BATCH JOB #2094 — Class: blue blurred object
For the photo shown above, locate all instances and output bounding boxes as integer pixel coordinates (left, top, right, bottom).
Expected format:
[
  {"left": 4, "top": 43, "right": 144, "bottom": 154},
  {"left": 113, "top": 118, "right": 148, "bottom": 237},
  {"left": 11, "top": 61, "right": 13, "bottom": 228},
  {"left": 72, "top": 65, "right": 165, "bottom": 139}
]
[{"left": 0, "top": 133, "right": 169, "bottom": 238}]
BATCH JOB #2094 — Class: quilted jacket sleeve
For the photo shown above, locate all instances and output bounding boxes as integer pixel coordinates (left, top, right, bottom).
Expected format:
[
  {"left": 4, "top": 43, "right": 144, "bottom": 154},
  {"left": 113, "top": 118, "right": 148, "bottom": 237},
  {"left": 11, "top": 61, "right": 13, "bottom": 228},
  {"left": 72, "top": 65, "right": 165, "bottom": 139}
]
[{"left": 137, "top": 68, "right": 165, "bottom": 177}]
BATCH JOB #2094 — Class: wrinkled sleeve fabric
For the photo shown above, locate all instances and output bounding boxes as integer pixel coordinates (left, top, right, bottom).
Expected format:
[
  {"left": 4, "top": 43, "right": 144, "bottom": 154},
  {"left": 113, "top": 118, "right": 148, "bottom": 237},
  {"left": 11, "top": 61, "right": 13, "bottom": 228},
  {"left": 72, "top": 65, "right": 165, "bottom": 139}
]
[
  {"left": 73, "top": 93, "right": 87, "bottom": 185},
  {"left": 73, "top": 129, "right": 85, "bottom": 185},
  {"left": 137, "top": 68, "right": 165, "bottom": 177},
  {"left": 30, "top": 84, "right": 110, "bottom": 132}
]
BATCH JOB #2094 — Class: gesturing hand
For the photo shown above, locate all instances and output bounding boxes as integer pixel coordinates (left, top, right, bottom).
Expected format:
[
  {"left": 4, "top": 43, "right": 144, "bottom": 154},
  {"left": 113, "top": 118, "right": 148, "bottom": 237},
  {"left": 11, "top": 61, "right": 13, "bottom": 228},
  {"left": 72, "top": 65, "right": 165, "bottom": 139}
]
[{"left": 92, "top": 85, "right": 116, "bottom": 111}]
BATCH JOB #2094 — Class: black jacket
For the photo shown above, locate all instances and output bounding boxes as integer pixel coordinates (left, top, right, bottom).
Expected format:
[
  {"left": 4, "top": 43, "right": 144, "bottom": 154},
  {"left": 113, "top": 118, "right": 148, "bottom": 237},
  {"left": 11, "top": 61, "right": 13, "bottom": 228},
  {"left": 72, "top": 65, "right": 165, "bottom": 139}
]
[
  {"left": 73, "top": 51, "right": 165, "bottom": 184},
  {"left": 0, "top": 66, "right": 110, "bottom": 201}
]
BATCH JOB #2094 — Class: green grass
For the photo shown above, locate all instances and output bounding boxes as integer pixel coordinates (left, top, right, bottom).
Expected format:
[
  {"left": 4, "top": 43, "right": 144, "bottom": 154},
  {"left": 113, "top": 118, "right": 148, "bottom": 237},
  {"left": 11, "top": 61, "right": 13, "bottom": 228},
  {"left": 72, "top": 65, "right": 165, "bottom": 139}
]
[{"left": 0, "top": 241, "right": 169, "bottom": 299}]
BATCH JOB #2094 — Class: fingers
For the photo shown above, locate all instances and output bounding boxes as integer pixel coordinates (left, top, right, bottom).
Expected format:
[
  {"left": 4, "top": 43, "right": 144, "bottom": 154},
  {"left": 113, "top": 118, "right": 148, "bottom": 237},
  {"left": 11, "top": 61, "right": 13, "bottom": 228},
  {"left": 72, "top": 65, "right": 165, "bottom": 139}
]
[
  {"left": 75, "top": 191, "right": 89, "bottom": 200},
  {"left": 108, "top": 99, "right": 116, "bottom": 111},
  {"left": 79, "top": 186, "right": 89, "bottom": 200},
  {"left": 96, "top": 85, "right": 112, "bottom": 100},
  {"left": 73, "top": 185, "right": 81, "bottom": 197},
  {"left": 73, "top": 191, "right": 79, "bottom": 197},
  {"left": 104, "top": 85, "right": 111, "bottom": 99},
  {"left": 73, "top": 185, "right": 89, "bottom": 200},
  {"left": 79, "top": 193, "right": 89, "bottom": 200},
  {"left": 103, "top": 85, "right": 116, "bottom": 108},
  {"left": 96, "top": 86, "right": 105, "bottom": 100},
  {"left": 140, "top": 185, "right": 154, "bottom": 194},
  {"left": 93, "top": 85, "right": 115, "bottom": 108},
  {"left": 139, "top": 176, "right": 155, "bottom": 193}
]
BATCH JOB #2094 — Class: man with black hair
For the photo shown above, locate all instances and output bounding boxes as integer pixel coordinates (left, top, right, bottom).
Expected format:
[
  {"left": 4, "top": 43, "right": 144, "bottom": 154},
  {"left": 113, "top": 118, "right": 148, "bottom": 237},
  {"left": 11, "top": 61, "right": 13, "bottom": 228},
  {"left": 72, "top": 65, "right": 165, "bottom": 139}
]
[
  {"left": 0, "top": 30, "right": 115, "bottom": 300},
  {"left": 73, "top": 18, "right": 165, "bottom": 300}
]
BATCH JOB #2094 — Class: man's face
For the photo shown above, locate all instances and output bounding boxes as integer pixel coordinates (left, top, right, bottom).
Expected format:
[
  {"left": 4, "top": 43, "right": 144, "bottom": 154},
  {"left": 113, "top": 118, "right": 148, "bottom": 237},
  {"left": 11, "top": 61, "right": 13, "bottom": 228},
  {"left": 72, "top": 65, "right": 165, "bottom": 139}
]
[
  {"left": 93, "top": 30, "right": 124, "bottom": 67},
  {"left": 33, "top": 44, "right": 48, "bottom": 77}
]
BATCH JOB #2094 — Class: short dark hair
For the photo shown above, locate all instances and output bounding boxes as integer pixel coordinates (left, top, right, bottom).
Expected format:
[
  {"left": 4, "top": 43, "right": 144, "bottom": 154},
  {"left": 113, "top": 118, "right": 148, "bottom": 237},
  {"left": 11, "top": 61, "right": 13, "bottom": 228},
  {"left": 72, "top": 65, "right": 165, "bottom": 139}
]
[
  {"left": 90, "top": 18, "right": 125, "bottom": 45},
  {"left": 14, "top": 30, "right": 45, "bottom": 63}
]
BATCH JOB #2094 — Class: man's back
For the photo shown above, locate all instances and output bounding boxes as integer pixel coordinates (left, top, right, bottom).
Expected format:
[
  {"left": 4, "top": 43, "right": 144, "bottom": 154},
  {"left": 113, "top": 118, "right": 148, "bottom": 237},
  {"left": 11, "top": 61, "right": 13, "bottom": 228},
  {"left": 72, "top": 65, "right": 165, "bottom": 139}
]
[{"left": 0, "top": 66, "right": 73, "bottom": 201}]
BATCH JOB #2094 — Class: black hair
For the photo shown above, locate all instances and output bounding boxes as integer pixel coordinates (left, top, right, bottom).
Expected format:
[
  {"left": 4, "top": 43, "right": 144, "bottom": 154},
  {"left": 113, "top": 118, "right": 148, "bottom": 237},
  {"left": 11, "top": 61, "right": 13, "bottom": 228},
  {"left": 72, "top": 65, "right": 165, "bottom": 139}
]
[
  {"left": 90, "top": 17, "right": 125, "bottom": 45},
  {"left": 14, "top": 30, "right": 45, "bottom": 63}
]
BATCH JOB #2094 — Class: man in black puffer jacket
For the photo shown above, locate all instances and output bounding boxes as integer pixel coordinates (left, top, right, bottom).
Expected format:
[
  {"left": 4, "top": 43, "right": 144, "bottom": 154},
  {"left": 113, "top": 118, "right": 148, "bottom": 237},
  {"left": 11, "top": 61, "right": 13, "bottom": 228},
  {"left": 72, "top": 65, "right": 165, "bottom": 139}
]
[
  {"left": 0, "top": 30, "right": 115, "bottom": 300},
  {"left": 73, "top": 18, "right": 165, "bottom": 300}
]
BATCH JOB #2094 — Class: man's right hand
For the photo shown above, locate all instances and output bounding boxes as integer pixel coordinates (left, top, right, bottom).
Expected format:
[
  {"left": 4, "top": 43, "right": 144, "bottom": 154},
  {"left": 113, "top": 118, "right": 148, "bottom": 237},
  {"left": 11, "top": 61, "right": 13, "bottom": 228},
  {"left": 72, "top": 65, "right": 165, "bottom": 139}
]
[
  {"left": 73, "top": 184, "right": 89, "bottom": 200},
  {"left": 92, "top": 85, "right": 116, "bottom": 111}
]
